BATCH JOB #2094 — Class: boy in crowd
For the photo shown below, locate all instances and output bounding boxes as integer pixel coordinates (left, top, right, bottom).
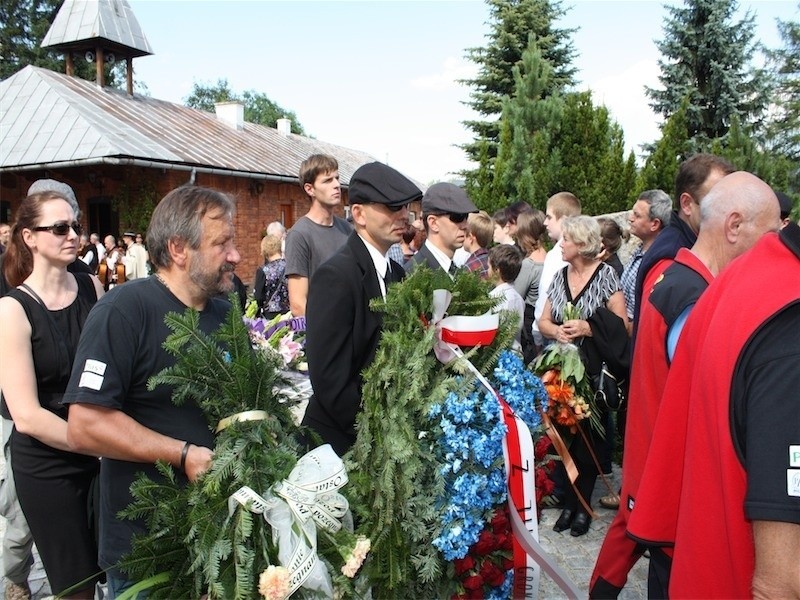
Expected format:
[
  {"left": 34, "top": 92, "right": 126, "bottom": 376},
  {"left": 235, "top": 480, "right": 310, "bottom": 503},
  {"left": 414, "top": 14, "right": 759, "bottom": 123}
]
[
  {"left": 488, "top": 244, "right": 525, "bottom": 352},
  {"left": 463, "top": 211, "right": 494, "bottom": 279}
]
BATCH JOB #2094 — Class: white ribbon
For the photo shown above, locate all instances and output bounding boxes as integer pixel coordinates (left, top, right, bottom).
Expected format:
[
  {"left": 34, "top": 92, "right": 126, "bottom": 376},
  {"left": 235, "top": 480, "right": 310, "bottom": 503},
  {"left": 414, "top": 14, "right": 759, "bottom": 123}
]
[
  {"left": 431, "top": 289, "right": 500, "bottom": 364},
  {"left": 229, "top": 444, "right": 351, "bottom": 597}
]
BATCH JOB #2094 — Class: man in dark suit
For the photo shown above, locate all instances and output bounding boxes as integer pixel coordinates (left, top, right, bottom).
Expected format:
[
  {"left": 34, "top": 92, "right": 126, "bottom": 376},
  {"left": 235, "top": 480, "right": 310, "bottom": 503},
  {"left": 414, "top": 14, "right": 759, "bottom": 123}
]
[
  {"left": 302, "top": 162, "right": 423, "bottom": 456},
  {"left": 405, "top": 182, "right": 478, "bottom": 278}
]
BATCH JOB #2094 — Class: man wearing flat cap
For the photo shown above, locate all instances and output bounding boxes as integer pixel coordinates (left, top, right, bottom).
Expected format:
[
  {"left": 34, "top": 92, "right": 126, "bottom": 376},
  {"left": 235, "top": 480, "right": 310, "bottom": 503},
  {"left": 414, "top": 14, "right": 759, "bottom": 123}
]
[
  {"left": 302, "top": 162, "right": 422, "bottom": 456},
  {"left": 405, "top": 182, "right": 478, "bottom": 278}
]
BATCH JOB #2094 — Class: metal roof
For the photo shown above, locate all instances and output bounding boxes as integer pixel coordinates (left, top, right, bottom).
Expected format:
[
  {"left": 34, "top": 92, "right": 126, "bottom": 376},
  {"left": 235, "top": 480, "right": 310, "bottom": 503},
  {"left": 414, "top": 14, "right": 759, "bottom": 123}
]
[
  {"left": 0, "top": 66, "right": 383, "bottom": 185},
  {"left": 41, "top": 0, "right": 153, "bottom": 58}
]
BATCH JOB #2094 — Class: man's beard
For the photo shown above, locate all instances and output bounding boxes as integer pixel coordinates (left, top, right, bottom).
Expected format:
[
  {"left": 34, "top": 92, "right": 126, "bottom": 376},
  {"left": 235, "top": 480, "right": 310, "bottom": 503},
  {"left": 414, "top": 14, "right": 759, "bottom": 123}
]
[{"left": 190, "top": 256, "right": 235, "bottom": 298}]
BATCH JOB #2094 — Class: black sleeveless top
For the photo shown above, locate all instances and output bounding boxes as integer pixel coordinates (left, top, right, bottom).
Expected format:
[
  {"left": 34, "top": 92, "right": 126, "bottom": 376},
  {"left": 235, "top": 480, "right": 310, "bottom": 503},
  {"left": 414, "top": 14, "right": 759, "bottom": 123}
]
[{"left": 3, "top": 272, "right": 97, "bottom": 419}]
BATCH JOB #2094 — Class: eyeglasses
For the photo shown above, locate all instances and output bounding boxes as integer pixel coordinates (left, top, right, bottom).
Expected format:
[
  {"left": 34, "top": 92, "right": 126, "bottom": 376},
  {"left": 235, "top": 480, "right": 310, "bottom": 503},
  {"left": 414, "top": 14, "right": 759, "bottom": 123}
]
[
  {"left": 436, "top": 212, "right": 468, "bottom": 224},
  {"left": 31, "top": 221, "right": 82, "bottom": 236}
]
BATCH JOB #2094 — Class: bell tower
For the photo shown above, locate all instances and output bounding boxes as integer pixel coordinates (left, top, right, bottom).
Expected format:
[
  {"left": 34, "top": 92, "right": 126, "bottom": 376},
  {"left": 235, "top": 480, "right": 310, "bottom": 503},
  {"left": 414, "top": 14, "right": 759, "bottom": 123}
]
[{"left": 41, "top": 0, "right": 153, "bottom": 95}]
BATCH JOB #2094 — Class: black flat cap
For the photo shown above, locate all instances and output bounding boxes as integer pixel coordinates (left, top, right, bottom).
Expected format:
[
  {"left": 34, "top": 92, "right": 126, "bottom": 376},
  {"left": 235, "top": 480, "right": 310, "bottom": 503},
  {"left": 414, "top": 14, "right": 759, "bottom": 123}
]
[
  {"left": 349, "top": 162, "right": 422, "bottom": 208},
  {"left": 422, "top": 182, "right": 478, "bottom": 215}
]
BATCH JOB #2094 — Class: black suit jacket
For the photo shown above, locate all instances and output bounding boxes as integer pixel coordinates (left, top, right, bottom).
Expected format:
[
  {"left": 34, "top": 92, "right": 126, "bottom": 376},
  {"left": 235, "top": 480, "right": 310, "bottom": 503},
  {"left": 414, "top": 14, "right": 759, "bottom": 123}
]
[
  {"left": 404, "top": 243, "right": 445, "bottom": 274},
  {"left": 302, "top": 232, "right": 405, "bottom": 455}
]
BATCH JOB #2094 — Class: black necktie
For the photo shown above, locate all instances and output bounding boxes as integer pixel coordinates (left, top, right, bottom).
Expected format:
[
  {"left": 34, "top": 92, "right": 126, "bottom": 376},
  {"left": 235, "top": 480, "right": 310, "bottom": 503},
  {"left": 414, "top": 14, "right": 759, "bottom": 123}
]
[{"left": 448, "top": 262, "right": 458, "bottom": 277}]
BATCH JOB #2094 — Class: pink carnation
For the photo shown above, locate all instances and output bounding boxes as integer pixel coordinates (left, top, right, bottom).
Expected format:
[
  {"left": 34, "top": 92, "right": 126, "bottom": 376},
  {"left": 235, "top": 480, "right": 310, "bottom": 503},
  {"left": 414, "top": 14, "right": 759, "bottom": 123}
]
[
  {"left": 341, "top": 536, "right": 371, "bottom": 578},
  {"left": 258, "top": 565, "right": 290, "bottom": 600}
]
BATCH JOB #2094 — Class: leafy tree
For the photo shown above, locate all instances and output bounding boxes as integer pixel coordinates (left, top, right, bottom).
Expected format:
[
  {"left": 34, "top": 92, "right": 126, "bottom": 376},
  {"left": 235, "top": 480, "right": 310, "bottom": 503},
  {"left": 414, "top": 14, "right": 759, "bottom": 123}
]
[
  {"left": 184, "top": 78, "right": 305, "bottom": 134},
  {"left": 647, "top": 0, "right": 771, "bottom": 146},
  {"left": 765, "top": 6, "right": 800, "bottom": 161},
  {"left": 460, "top": 0, "right": 577, "bottom": 163},
  {"left": 1, "top": 0, "right": 62, "bottom": 79}
]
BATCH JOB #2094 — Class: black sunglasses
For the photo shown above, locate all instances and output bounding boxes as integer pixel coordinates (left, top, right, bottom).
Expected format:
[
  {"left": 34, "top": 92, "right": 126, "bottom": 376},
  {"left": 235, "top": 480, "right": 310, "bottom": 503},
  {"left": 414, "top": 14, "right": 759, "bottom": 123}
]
[
  {"left": 436, "top": 212, "right": 468, "bottom": 224},
  {"left": 362, "top": 202, "right": 409, "bottom": 213},
  {"left": 31, "top": 221, "right": 82, "bottom": 236}
]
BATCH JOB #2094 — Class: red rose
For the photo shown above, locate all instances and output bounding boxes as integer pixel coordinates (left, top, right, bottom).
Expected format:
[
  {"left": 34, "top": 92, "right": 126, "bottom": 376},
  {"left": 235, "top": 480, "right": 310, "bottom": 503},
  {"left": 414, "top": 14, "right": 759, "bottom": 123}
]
[
  {"left": 479, "top": 560, "right": 506, "bottom": 587},
  {"left": 491, "top": 508, "right": 510, "bottom": 533},
  {"left": 454, "top": 555, "right": 476, "bottom": 576},
  {"left": 534, "top": 436, "right": 553, "bottom": 460},
  {"left": 463, "top": 574, "right": 484, "bottom": 591},
  {"left": 473, "top": 529, "right": 497, "bottom": 555},
  {"left": 502, "top": 557, "right": 514, "bottom": 571}
]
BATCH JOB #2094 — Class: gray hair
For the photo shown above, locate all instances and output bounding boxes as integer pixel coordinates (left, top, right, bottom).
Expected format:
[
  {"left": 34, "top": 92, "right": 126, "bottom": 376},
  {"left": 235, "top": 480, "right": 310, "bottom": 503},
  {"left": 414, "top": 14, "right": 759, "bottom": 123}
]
[
  {"left": 266, "top": 221, "right": 286, "bottom": 238},
  {"left": 146, "top": 186, "right": 236, "bottom": 270},
  {"left": 561, "top": 215, "right": 602, "bottom": 259},
  {"left": 28, "top": 179, "right": 80, "bottom": 220},
  {"left": 637, "top": 189, "right": 672, "bottom": 228}
]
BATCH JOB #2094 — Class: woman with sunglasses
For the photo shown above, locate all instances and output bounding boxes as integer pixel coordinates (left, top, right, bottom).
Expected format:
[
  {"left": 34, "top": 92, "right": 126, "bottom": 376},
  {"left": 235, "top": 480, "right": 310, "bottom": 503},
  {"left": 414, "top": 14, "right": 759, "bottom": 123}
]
[{"left": 0, "top": 191, "right": 104, "bottom": 598}]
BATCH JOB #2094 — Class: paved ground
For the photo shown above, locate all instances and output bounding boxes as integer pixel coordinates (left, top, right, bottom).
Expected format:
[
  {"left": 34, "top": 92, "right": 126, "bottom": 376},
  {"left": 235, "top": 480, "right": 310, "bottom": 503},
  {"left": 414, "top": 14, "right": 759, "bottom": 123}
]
[{"left": 0, "top": 461, "right": 646, "bottom": 599}]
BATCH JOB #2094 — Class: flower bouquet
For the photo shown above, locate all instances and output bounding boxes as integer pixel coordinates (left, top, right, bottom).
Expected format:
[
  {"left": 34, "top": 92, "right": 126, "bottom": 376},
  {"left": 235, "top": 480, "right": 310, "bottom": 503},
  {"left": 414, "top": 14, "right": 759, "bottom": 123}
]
[
  {"left": 346, "top": 267, "right": 554, "bottom": 599},
  {"left": 532, "top": 304, "right": 602, "bottom": 435},
  {"left": 117, "top": 301, "right": 369, "bottom": 599},
  {"left": 244, "top": 306, "right": 311, "bottom": 419}
]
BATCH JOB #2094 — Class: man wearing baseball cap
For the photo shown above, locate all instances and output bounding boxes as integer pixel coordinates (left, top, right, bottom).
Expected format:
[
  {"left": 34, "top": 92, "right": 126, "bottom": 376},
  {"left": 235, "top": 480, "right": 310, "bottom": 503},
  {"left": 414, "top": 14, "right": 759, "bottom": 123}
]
[
  {"left": 302, "top": 162, "right": 422, "bottom": 455},
  {"left": 404, "top": 182, "right": 478, "bottom": 279}
]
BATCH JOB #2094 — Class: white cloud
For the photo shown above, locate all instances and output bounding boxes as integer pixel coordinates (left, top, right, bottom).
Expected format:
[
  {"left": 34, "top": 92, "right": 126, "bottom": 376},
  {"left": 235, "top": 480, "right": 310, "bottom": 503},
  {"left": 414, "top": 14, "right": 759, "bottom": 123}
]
[
  {"left": 585, "top": 59, "right": 664, "bottom": 158},
  {"left": 410, "top": 56, "right": 478, "bottom": 92}
]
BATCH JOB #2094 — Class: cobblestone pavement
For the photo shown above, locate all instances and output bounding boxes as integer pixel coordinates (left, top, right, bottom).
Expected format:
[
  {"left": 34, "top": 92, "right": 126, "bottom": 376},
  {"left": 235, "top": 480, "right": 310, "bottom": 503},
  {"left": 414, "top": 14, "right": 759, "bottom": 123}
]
[{"left": 1, "top": 462, "right": 646, "bottom": 599}]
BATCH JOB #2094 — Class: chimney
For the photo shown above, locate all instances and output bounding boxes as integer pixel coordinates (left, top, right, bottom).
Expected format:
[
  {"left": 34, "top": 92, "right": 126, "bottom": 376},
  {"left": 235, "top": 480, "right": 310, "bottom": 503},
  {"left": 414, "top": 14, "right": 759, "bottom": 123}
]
[
  {"left": 215, "top": 102, "right": 244, "bottom": 130},
  {"left": 277, "top": 118, "right": 291, "bottom": 136}
]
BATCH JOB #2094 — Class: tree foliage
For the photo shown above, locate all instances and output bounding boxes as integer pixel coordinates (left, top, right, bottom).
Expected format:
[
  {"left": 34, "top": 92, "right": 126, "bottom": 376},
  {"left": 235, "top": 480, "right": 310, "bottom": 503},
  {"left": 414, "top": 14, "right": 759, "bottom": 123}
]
[
  {"left": 184, "top": 78, "right": 306, "bottom": 134},
  {"left": 765, "top": 5, "right": 800, "bottom": 161},
  {"left": 646, "top": 0, "right": 771, "bottom": 146},
  {"left": 638, "top": 98, "right": 693, "bottom": 196},
  {"left": 460, "top": 0, "right": 577, "bottom": 163}
]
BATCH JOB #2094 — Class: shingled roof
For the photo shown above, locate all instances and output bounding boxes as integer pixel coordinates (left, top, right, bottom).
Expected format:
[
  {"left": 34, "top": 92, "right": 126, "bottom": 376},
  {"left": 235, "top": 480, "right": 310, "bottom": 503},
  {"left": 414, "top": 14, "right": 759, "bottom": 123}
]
[{"left": 0, "top": 66, "right": 381, "bottom": 185}]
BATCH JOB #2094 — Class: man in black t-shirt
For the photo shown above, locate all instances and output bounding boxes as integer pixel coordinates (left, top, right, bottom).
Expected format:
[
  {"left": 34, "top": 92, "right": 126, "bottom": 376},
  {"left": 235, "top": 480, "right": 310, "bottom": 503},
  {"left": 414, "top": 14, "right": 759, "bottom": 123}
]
[{"left": 64, "top": 186, "right": 241, "bottom": 597}]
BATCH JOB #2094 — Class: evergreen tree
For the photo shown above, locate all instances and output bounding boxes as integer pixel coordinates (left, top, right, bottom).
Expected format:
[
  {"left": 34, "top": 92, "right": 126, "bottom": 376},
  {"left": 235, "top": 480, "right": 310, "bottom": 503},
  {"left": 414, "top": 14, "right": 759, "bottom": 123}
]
[
  {"left": 556, "top": 92, "right": 634, "bottom": 215},
  {"left": 184, "top": 78, "right": 305, "bottom": 134},
  {"left": 460, "top": 0, "right": 577, "bottom": 163},
  {"left": 494, "top": 36, "right": 563, "bottom": 211},
  {"left": 765, "top": 7, "right": 800, "bottom": 161},
  {"left": 638, "top": 98, "right": 693, "bottom": 197},
  {"left": 646, "top": 0, "right": 771, "bottom": 146}
]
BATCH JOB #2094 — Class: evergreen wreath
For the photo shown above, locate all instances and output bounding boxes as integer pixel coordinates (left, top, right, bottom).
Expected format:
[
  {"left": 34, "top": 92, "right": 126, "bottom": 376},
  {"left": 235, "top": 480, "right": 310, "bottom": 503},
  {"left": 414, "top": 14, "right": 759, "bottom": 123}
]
[
  {"left": 346, "top": 266, "right": 522, "bottom": 599},
  {"left": 117, "top": 299, "right": 363, "bottom": 599}
]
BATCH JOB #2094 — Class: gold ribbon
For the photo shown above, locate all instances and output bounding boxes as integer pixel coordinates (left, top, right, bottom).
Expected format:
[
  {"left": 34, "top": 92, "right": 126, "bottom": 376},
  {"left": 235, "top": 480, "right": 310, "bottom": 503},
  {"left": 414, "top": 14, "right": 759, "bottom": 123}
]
[{"left": 216, "top": 409, "right": 269, "bottom": 433}]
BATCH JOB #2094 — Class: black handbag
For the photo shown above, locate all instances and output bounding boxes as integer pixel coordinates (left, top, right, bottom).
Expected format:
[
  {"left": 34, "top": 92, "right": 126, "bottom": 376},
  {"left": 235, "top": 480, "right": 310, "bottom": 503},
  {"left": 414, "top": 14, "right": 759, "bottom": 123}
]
[{"left": 593, "top": 361, "right": 625, "bottom": 411}]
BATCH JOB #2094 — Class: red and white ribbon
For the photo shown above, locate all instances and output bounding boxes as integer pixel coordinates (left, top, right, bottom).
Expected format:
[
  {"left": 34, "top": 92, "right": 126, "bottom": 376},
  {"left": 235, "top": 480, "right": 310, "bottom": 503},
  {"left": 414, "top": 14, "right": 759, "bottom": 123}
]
[{"left": 431, "top": 290, "right": 580, "bottom": 600}]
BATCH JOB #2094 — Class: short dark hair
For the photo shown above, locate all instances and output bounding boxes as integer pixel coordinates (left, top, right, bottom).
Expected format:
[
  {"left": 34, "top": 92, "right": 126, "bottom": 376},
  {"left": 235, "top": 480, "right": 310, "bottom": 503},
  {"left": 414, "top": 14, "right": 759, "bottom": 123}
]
[
  {"left": 488, "top": 244, "right": 523, "bottom": 283},
  {"left": 675, "top": 153, "right": 735, "bottom": 207},
  {"left": 506, "top": 200, "right": 533, "bottom": 224}
]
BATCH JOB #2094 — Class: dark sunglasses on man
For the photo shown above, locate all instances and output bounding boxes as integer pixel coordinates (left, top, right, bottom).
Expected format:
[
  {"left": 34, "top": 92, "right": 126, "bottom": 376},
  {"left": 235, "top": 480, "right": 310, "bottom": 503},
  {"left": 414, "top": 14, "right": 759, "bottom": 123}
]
[
  {"left": 31, "top": 221, "right": 83, "bottom": 236},
  {"left": 434, "top": 212, "right": 468, "bottom": 224}
]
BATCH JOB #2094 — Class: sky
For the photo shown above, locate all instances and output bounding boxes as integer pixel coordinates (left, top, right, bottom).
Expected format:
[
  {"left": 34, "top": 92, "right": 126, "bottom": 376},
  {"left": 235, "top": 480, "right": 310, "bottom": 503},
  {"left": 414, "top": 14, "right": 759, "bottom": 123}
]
[{"left": 127, "top": 0, "right": 797, "bottom": 185}]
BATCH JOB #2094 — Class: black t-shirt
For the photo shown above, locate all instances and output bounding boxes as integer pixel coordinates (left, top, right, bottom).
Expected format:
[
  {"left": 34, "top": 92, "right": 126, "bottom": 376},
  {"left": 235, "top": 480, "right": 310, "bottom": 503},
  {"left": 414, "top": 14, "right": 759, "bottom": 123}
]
[
  {"left": 63, "top": 276, "right": 231, "bottom": 574},
  {"left": 732, "top": 301, "right": 800, "bottom": 525}
]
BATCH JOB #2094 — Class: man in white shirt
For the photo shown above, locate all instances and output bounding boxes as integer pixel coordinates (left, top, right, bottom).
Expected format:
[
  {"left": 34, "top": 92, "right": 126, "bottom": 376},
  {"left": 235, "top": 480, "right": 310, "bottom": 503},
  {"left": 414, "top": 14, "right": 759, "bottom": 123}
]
[
  {"left": 533, "top": 192, "right": 582, "bottom": 347},
  {"left": 122, "top": 231, "right": 150, "bottom": 279},
  {"left": 405, "top": 182, "right": 478, "bottom": 279}
]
